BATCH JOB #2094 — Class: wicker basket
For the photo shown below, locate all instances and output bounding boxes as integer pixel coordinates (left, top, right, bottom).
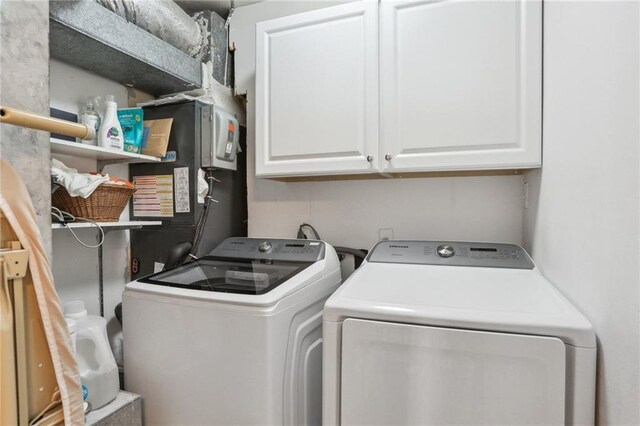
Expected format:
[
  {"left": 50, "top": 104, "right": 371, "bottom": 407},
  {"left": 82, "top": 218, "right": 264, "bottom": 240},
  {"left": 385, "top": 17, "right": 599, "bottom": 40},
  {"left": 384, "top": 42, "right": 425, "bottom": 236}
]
[{"left": 52, "top": 184, "right": 136, "bottom": 222}]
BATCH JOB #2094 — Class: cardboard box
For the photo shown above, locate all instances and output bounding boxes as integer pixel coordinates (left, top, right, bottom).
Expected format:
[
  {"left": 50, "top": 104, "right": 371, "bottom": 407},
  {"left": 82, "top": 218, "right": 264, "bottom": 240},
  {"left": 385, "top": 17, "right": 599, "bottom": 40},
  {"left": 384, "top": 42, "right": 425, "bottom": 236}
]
[{"left": 141, "top": 118, "right": 173, "bottom": 158}]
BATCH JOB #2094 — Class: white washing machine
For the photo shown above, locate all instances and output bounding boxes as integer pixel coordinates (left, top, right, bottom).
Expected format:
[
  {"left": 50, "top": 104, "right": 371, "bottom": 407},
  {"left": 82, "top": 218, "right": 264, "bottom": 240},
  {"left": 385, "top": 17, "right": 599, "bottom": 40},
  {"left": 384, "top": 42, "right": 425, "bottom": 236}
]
[
  {"left": 123, "top": 237, "right": 341, "bottom": 425},
  {"left": 323, "top": 240, "right": 596, "bottom": 426}
]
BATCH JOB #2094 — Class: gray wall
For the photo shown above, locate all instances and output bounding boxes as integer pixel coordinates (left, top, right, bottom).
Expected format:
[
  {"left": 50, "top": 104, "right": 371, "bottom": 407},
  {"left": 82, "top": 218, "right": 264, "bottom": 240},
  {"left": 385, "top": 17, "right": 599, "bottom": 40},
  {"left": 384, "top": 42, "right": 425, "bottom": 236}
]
[
  {"left": 0, "top": 0, "right": 51, "bottom": 257},
  {"left": 524, "top": 2, "right": 639, "bottom": 424}
]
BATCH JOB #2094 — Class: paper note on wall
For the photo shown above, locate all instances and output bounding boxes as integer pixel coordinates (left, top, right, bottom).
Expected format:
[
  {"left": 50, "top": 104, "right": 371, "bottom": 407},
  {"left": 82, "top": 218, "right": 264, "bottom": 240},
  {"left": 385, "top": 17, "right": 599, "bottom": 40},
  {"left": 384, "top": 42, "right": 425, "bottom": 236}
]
[
  {"left": 132, "top": 175, "right": 174, "bottom": 217},
  {"left": 174, "top": 167, "right": 190, "bottom": 213}
]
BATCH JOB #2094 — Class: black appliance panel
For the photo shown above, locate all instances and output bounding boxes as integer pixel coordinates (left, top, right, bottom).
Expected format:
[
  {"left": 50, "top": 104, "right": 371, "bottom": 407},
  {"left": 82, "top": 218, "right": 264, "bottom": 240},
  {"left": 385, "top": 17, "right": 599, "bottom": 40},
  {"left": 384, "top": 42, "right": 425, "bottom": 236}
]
[
  {"left": 129, "top": 101, "right": 248, "bottom": 280},
  {"left": 130, "top": 101, "right": 200, "bottom": 226}
]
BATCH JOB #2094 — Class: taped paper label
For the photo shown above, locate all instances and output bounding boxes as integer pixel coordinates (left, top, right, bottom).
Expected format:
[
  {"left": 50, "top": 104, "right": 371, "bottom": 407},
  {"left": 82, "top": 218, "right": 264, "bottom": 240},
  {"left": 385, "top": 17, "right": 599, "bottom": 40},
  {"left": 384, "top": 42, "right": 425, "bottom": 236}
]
[
  {"left": 162, "top": 151, "right": 177, "bottom": 162},
  {"left": 174, "top": 167, "right": 190, "bottom": 213},
  {"left": 133, "top": 175, "right": 173, "bottom": 217}
]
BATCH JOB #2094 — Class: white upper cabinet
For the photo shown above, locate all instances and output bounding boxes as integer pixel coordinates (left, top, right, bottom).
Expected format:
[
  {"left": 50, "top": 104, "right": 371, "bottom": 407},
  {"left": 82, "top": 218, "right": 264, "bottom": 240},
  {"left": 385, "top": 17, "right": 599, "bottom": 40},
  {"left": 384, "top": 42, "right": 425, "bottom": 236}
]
[
  {"left": 255, "top": 1, "right": 379, "bottom": 177},
  {"left": 255, "top": 0, "right": 541, "bottom": 177},
  {"left": 379, "top": 0, "right": 542, "bottom": 172}
]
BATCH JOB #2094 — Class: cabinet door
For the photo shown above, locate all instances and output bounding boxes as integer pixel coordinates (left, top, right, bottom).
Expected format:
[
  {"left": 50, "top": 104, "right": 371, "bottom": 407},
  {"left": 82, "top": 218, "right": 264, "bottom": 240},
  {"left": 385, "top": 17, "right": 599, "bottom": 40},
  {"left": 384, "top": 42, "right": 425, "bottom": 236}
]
[
  {"left": 256, "top": 2, "right": 379, "bottom": 177},
  {"left": 380, "top": 0, "right": 542, "bottom": 172}
]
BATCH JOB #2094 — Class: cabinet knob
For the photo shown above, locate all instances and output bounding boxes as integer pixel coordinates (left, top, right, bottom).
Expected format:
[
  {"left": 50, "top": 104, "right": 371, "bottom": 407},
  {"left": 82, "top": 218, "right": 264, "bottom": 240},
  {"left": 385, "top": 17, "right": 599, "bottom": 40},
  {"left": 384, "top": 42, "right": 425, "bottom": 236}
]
[
  {"left": 366, "top": 155, "right": 374, "bottom": 163},
  {"left": 385, "top": 154, "right": 392, "bottom": 161}
]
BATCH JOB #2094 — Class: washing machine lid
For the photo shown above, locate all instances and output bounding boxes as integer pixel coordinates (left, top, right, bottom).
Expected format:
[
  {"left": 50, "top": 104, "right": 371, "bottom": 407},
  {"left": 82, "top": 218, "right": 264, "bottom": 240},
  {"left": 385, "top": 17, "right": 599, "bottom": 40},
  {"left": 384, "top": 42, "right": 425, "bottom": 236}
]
[
  {"left": 139, "top": 256, "right": 313, "bottom": 295},
  {"left": 324, "top": 241, "right": 596, "bottom": 348},
  {"left": 137, "top": 238, "right": 327, "bottom": 295}
]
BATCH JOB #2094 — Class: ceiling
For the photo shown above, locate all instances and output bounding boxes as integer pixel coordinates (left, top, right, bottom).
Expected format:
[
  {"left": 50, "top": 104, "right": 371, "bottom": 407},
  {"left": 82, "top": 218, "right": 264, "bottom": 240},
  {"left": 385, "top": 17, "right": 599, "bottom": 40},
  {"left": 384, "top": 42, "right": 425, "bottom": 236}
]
[{"left": 175, "top": 0, "right": 263, "bottom": 17}]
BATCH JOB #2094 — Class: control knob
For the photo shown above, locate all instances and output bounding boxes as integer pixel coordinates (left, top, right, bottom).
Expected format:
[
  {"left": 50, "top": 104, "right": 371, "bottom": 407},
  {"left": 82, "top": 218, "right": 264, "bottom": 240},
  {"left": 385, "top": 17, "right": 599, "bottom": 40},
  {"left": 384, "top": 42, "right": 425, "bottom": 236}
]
[
  {"left": 258, "top": 241, "right": 272, "bottom": 253},
  {"left": 436, "top": 244, "right": 455, "bottom": 258}
]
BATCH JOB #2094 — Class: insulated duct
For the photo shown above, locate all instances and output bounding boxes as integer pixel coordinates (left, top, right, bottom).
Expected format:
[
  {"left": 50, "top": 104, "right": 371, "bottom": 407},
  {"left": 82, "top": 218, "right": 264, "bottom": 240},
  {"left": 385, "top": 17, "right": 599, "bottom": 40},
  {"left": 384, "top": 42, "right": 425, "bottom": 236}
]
[{"left": 93, "top": 0, "right": 207, "bottom": 58}]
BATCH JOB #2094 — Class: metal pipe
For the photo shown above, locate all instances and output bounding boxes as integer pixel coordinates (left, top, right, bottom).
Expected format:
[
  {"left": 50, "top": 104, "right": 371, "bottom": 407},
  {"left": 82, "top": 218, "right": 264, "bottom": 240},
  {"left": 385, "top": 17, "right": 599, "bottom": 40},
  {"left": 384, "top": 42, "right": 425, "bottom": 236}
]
[
  {"left": 98, "top": 237, "right": 104, "bottom": 317},
  {"left": 0, "top": 106, "right": 95, "bottom": 140}
]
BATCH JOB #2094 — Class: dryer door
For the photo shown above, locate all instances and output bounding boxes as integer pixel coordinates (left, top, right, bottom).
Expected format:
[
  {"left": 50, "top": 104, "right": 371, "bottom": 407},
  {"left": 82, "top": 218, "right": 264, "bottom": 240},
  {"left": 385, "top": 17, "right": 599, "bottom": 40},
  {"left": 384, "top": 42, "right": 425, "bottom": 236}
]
[{"left": 341, "top": 319, "right": 566, "bottom": 425}]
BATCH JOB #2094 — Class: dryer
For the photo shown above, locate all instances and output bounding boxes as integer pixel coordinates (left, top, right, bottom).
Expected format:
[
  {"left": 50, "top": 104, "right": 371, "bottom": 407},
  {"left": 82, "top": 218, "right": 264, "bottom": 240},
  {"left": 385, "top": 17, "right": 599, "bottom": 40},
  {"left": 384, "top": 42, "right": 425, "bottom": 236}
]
[
  {"left": 123, "top": 237, "right": 341, "bottom": 425},
  {"left": 323, "top": 240, "right": 596, "bottom": 425}
]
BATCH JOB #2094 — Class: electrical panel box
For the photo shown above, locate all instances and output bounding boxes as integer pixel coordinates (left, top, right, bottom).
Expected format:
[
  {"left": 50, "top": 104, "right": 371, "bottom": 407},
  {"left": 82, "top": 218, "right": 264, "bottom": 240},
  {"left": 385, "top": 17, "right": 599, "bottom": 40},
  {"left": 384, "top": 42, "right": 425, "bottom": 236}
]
[{"left": 201, "top": 105, "right": 239, "bottom": 171}]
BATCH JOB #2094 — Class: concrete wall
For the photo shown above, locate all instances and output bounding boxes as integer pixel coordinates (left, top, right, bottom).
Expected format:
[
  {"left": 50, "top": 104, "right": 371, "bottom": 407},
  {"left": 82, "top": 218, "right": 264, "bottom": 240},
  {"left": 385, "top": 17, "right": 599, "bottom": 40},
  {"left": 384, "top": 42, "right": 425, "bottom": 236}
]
[
  {"left": 230, "top": 0, "right": 526, "bottom": 252},
  {"left": 0, "top": 0, "right": 51, "bottom": 256},
  {"left": 523, "top": 2, "right": 640, "bottom": 424}
]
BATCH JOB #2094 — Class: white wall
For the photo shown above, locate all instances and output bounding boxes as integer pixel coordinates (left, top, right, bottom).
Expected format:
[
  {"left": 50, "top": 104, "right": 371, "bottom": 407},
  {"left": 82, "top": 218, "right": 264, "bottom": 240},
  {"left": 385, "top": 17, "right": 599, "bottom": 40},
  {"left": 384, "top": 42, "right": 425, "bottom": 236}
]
[
  {"left": 231, "top": 0, "right": 526, "bottom": 251},
  {"left": 523, "top": 2, "right": 639, "bottom": 424},
  {"left": 49, "top": 59, "right": 144, "bottom": 338}
]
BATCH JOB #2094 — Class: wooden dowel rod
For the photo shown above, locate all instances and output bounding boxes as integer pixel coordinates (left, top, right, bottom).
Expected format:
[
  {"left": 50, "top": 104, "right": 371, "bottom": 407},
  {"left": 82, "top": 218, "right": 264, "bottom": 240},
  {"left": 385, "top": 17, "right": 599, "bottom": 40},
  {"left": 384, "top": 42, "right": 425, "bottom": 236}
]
[{"left": 0, "top": 106, "right": 94, "bottom": 140}]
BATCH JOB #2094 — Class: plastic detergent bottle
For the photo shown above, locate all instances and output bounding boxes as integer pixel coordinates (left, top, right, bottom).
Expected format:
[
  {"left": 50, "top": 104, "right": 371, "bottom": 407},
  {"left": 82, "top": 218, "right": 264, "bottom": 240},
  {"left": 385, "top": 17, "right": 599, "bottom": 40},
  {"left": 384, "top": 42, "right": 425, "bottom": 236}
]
[
  {"left": 98, "top": 95, "right": 124, "bottom": 150},
  {"left": 64, "top": 301, "right": 119, "bottom": 409}
]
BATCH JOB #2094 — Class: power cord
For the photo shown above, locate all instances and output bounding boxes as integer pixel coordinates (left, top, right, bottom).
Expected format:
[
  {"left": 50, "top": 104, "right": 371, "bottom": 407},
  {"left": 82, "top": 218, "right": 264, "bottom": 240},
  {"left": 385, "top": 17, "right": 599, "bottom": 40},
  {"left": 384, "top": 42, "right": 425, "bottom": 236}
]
[
  {"left": 185, "top": 170, "right": 220, "bottom": 262},
  {"left": 297, "top": 223, "right": 321, "bottom": 240},
  {"left": 296, "top": 222, "right": 368, "bottom": 269},
  {"left": 51, "top": 206, "right": 105, "bottom": 248}
]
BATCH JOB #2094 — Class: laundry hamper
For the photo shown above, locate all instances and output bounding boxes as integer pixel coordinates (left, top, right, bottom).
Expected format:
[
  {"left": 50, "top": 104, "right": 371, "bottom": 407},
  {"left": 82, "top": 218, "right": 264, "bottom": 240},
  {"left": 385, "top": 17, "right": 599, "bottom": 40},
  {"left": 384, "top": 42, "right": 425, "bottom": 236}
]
[{"left": 52, "top": 184, "right": 136, "bottom": 222}]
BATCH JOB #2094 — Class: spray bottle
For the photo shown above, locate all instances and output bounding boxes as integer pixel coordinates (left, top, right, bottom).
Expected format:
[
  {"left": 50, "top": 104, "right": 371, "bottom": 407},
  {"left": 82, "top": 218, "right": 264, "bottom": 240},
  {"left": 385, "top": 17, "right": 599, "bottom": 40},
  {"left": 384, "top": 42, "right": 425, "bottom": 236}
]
[{"left": 79, "top": 96, "right": 101, "bottom": 145}]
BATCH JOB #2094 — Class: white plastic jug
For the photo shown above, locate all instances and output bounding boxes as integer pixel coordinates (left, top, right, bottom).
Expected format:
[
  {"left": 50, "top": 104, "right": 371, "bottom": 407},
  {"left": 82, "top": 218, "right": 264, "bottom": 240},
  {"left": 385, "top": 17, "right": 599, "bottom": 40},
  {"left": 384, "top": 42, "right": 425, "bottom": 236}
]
[
  {"left": 66, "top": 318, "right": 77, "bottom": 356},
  {"left": 64, "top": 301, "right": 119, "bottom": 409}
]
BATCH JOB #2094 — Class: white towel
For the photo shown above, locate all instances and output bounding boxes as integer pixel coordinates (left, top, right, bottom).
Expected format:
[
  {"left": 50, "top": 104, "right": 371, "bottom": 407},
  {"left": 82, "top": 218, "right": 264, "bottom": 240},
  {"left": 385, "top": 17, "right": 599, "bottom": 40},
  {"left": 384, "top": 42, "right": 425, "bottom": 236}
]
[
  {"left": 51, "top": 159, "right": 111, "bottom": 198},
  {"left": 197, "top": 168, "right": 208, "bottom": 204}
]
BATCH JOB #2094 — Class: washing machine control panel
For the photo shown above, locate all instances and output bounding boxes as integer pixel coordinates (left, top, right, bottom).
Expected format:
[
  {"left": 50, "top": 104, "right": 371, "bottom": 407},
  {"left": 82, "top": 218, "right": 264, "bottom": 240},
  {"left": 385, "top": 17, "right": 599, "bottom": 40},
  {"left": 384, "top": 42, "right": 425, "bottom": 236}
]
[
  {"left": 368, "top": 240, "right": 534, "bottom": 269},
  {"left": 210, "top": 238, "right": 326, "bottom": 262}
]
